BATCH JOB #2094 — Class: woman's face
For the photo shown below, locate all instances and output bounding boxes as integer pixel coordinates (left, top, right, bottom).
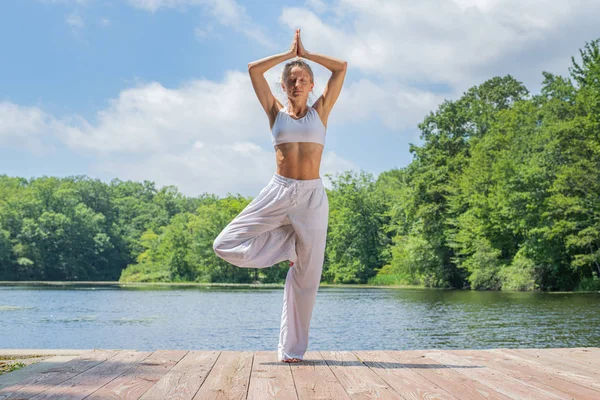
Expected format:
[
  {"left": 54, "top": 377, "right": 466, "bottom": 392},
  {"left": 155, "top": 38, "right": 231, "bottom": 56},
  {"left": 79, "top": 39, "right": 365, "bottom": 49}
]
[{"left": 282, "top": 66, "right": 314, "bottom": 101}]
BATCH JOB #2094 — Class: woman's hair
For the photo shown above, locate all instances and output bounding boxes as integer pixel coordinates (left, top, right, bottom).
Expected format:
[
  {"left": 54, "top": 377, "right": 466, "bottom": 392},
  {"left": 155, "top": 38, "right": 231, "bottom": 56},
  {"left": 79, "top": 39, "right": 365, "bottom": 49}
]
[
  {"left": 280, "top": 58, "right": 314, "bottom": 84},
  {"left": 278, "top": 58, "right": 316, "bottom": 105}
]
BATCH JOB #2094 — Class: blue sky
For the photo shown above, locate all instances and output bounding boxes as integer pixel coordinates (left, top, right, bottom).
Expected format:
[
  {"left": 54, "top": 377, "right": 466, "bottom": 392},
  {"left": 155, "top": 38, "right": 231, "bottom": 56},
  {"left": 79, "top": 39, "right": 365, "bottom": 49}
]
[{"left": 1, "top": 0, "right": 598, "bottom": 197}]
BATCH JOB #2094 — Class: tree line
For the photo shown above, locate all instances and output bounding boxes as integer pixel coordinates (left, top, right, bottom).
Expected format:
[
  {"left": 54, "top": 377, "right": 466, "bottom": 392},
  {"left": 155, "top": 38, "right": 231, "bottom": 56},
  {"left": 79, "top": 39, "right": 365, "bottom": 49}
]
[{"left": 1, "top": 39, "right": 599, "bottom": 291}]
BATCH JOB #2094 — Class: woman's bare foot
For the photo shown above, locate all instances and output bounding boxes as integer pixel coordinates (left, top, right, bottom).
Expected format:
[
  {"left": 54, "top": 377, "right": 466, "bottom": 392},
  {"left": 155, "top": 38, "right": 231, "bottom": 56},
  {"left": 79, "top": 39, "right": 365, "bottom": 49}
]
[{"left": 282, "top": 358, "right": 302, "bottom": 363}]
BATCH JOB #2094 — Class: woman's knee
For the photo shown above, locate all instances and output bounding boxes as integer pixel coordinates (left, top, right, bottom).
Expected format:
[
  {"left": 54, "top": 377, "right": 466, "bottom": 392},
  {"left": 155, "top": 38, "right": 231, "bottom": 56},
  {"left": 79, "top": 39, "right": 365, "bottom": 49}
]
[
  {"left": 213, "top": 235, "right": 254, "bottom": 267},
  {"left": 212, "top": 232, "right": 229, "bottom": 259}
]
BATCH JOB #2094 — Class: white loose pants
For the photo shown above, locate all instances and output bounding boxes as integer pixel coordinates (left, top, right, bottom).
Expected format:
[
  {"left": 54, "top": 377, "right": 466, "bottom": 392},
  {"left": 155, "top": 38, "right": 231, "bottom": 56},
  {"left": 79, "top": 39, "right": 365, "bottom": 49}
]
[{"left": 212, "top": 173, "right": 329, "bottom": 361}]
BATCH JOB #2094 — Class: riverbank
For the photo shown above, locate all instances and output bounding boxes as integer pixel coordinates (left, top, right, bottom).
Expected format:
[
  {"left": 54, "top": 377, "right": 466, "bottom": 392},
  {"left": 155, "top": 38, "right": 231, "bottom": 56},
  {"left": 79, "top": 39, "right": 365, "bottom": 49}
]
[
  {"left": 0, "top": 281, "right": 426, "bottom": 290},
  {"left": 1, "top": 281, "right": 599, "bottom": 293}
]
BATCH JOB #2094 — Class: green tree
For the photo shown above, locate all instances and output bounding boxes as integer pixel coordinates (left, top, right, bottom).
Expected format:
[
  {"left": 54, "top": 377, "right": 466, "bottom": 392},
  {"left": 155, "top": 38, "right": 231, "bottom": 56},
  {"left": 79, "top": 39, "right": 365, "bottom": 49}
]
[{"left": 324, "top": 170, "right": 386, "bottom": 283}]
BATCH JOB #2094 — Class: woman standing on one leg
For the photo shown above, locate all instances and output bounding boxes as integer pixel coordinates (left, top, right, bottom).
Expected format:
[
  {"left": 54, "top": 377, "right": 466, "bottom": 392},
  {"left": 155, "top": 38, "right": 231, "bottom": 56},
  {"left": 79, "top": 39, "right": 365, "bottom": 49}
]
[{"left": 213, "top": 29, "right": 347, "bottom": 363}]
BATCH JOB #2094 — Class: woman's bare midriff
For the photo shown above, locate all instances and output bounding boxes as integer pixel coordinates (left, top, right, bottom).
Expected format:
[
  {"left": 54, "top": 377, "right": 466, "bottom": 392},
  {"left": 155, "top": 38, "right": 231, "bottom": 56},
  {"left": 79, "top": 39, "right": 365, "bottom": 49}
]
[{"left": 275, "top": 142, "right": 324, "bottom": 180}]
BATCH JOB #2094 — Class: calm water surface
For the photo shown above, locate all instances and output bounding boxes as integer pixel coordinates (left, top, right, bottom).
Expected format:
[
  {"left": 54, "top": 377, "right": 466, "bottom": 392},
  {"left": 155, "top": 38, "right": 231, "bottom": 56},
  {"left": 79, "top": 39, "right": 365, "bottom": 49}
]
[{"left": 1, "top": 284, "right": 599, "bottom": 351}]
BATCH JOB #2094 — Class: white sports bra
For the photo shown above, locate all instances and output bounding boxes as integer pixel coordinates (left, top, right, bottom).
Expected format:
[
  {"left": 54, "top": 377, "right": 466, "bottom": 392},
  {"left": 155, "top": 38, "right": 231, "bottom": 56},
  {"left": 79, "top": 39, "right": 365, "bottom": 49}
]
[{"left": 271, "top": 106, "right": 326, "bottom": 146}]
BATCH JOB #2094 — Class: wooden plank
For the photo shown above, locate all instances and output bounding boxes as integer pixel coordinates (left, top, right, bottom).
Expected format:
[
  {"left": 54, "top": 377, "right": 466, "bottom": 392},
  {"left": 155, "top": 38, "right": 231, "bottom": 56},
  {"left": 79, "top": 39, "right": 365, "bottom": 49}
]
[
  {"left": 247, "top": 351, "right": 297, "bottom": 400},
  {"left": 2, "top": 348, "right": 598, "bottom": 400},
  {"left": 385, "top": 350, "right": 511, "bottom": 400},
  {"left": 0, "top": 350, "right": 120, "bottom": 400},
  {"left": 85, "top": 350, "right": 188, "bottom": 399},
  {"left": 139, "top": 350, "right": 220, "bottom": 400},
  {"left": 290, "top": 351, "right": 351, "bottom": 400},
  {"left": 320, "top": 350, "right": 400, "bottom": 399},
  {"left": 192, "top": 351, "right": 253, "bottom": 400},
  {"left": 28, "top": 350, "right": 152, "bottom": 400},
  {"left": 424, "top": 351, "right": 566, "bottom": 399},
  {"left": 548, "top": 348, "right": 600, "bottom": 367},
  {"left": 354, "top": 350, "right": 457, "bottom": 400},
  {"left": 448, "top": 349, "right": 600, "bottom": 400},
  {"left": 505, "top": 348, "right": 600, "bottom": 378},
  {"left": 491, "top": 349, "right": 600, "bottom": 391},
  {"left": 0, "top": 356, "right": 81, "bottom": 391}
]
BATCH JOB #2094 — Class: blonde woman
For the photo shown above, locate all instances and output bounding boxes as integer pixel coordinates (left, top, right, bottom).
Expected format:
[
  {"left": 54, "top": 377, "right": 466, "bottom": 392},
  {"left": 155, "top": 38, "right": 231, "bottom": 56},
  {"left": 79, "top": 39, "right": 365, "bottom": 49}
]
[{"left": 213, "top": 29, "right": 347, "bottom": 363}]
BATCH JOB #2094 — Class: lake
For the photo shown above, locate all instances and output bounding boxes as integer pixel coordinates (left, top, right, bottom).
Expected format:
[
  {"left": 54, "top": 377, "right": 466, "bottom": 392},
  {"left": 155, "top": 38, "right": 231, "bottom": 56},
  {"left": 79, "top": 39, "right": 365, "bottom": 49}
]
[{"left": 1, "top": 284, "right": 599, "bottom": 351}]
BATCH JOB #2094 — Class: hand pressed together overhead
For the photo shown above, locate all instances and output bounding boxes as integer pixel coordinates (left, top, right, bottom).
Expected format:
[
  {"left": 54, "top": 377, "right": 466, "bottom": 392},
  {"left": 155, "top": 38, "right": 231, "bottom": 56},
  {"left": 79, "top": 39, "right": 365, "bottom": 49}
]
[{"left": 289, "top": 29, "right": 308, "bottom": 58}]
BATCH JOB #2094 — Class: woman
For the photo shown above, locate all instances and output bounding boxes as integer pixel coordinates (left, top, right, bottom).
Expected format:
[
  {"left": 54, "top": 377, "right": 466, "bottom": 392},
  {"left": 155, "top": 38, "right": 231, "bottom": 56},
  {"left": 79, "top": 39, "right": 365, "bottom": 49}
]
[{"left": 213, "top": 29, "right": 347, "bottom": 363}]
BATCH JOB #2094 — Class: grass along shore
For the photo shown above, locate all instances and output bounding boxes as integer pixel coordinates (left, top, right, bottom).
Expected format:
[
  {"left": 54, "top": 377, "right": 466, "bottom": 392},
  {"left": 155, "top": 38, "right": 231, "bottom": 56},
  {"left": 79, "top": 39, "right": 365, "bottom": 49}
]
[
  {"left": 1, "top": 281, "right": 599, "bottom": 292},
  {"left": 0, "top": 281, "right": 424, "bottom": 289}
]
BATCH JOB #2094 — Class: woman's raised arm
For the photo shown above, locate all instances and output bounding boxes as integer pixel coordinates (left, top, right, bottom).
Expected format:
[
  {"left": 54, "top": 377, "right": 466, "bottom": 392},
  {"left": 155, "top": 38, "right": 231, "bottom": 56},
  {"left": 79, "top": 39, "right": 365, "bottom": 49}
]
[
  {"left": 248, "top": 32, "right": 298, "bottom": 116},
  {"left": 297, "top": 29, "right": 347, "bottom": 118}
]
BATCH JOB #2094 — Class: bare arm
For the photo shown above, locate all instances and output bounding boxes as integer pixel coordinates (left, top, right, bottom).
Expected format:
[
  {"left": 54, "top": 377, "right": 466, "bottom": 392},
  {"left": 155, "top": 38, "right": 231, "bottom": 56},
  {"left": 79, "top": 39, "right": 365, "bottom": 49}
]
[
  {"left": 305, "top": 51, "right": 347, "bottom": 115},
  {"left": 297, "top": 32, "right": 347, "bottom": 118},
  {"left": 248, "top": 50, "right": 295, "bottom": 74},
  {"left": 303, "top": 51, "right": 347, "bottom": 74},
  {"left": 248, "top": 33, "right": 298, "bottom": 116}
]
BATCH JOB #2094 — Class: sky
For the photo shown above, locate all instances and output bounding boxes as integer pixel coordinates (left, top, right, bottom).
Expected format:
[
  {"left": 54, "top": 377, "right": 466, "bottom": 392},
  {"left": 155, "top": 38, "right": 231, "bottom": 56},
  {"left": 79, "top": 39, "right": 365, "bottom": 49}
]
[{"left": 1, "top": 0, "right": 599, "bottom": 197}]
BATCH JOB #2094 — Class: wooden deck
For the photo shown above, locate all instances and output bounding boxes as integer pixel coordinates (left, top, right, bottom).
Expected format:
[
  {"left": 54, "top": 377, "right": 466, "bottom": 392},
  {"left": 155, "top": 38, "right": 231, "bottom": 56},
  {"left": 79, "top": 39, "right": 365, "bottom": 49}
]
[{"left": 0, "top": 347, "right": 598, "bottom": 399}]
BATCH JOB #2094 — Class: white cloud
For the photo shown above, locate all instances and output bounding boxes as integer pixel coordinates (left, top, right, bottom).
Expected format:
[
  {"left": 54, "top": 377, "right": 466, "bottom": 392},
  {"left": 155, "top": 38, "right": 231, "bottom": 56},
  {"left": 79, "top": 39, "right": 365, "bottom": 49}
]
[
  {"left": 194, "top": 24, "right": 221, "bottom": 40},
  {"left": 66, "top": 12, "right": 84, "bottom": 28},
  {"left": 60, "top": 71, "right": 269, "bottom": 153},
  {"left": 127, "top": 0, "right": 273, "bottom": 47},
  {"left": 331, "top": 79, "right": 447, "bottom": 131},
  {"left": 280, "top": 0, "right": 600, "bottom": 90},
  {"left": 306, "top": 0, "right": 329, "bottom": 14},
  {"left": 0, "top": 102, "right": 62, "bottom": 155}
]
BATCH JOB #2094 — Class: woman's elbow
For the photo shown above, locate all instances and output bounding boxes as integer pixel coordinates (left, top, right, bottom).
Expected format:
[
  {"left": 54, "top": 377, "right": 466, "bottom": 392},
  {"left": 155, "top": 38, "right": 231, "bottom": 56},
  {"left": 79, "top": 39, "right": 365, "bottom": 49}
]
[
  {"left": 248, "top": 63, "right": 262, "bottom": 75},
  {"left": 337, "top": 61, "right": 348, "bottom": 73}
]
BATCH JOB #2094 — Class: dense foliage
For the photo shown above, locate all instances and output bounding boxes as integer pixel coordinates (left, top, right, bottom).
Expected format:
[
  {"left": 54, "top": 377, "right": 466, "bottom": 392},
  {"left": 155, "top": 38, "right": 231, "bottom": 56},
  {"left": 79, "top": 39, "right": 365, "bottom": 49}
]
[{"left": 1, "top": 40, "right": 599, "bottom": 290}]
